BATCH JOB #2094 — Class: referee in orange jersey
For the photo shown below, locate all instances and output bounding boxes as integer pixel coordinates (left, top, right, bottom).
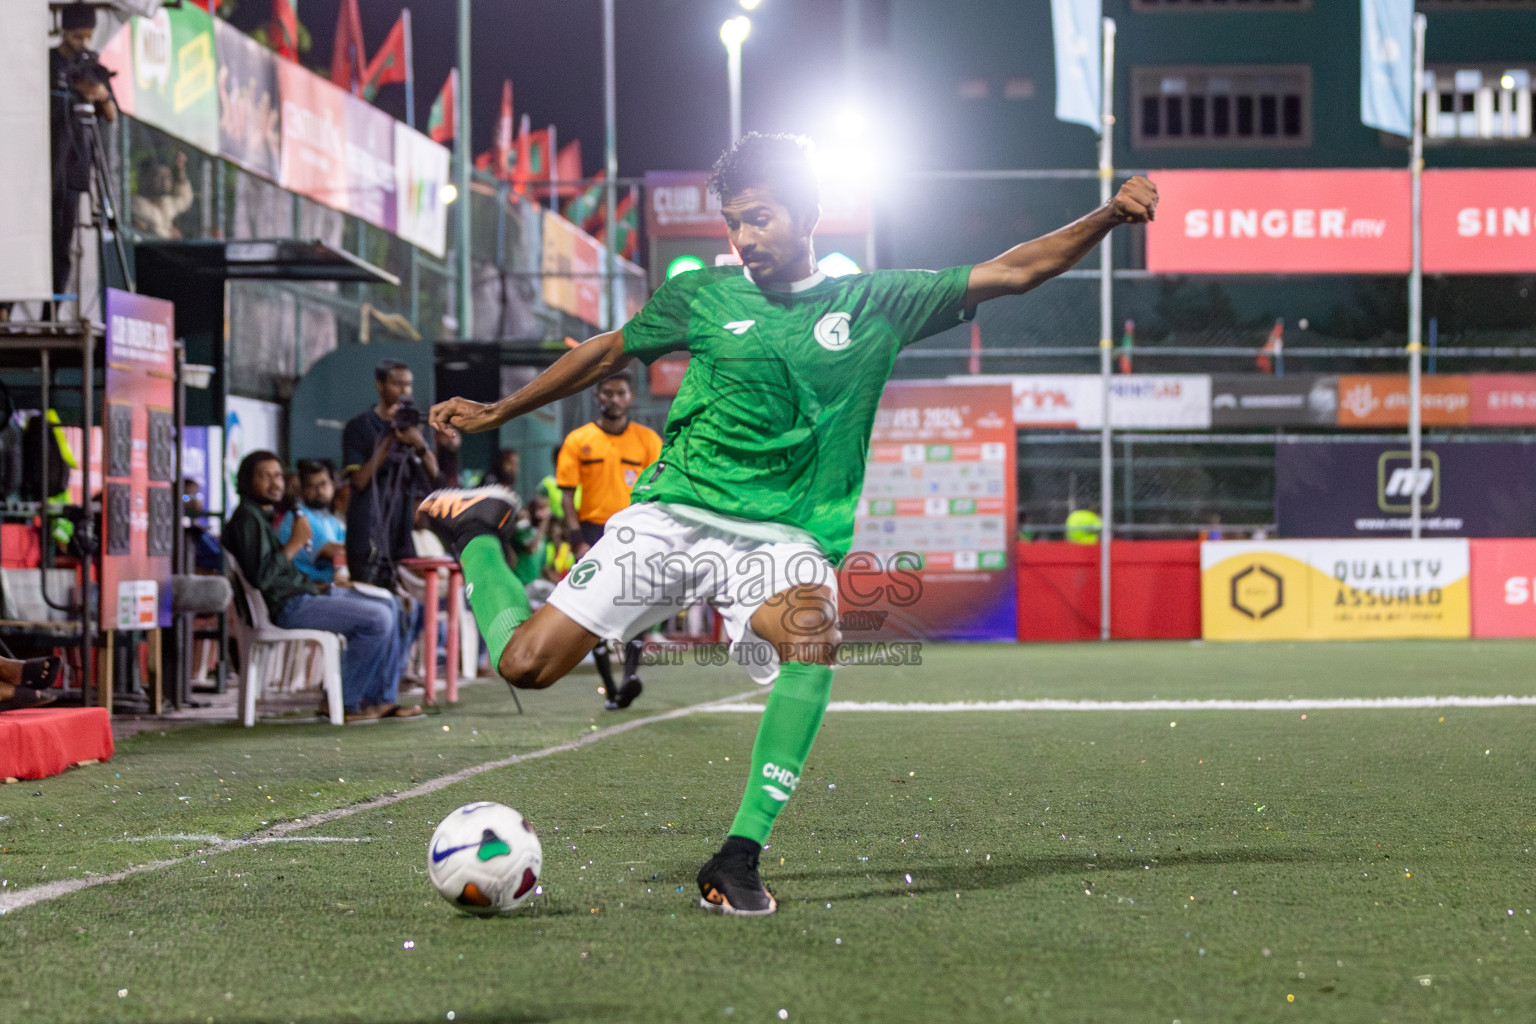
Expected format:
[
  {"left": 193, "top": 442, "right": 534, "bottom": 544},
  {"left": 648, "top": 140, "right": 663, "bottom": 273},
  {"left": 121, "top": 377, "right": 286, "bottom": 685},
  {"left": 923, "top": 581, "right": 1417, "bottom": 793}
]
[{"left": 557, "top": 371, "right": 662, "bottom": 709}]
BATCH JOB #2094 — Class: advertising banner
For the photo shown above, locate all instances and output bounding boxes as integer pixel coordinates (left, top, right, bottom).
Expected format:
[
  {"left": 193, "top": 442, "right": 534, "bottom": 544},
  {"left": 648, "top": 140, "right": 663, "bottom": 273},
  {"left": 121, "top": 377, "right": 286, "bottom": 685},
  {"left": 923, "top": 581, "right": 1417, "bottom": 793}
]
[
  {"left": 849, "top": 381, "right": 1016, "bottom": 641},
  {"left": 214, "top": 19, "right": 280, "bottom": 180},
  {"left": 1423, "top": 169, "right": 1536, "bottom": 274},
  {"left": 1469, "top": 374, "right": 1536, "bottom": 426},
  {"left": 644, "top": 170, "right": 870, "bottom": 239},
  {"left": 1210, "top": 374, "right": 1337, "bottom": 427},
  {"left": 1470, "top": 539, "right": 1536, "bottom": 638},
  {"left": 344, "top": 93, "right": 397, "bottom": 231},
  {"left": 393, "top": 123, "right": 450, "bottom": 258},
  {"left": 103, "top": 289, "right": 177, "bottom": 630},
  {"left": 1147, "top": 170, "right": 1412, "bottom": 274},
  {"left": 541, "top": 209, "right": 605, "bottom": 326},
  {"left": 1201, "top": 538, "right": 1470, "bottom": 641},
  {"left": 965, "top": 375, "right": 1210, "bottom": 429},
  {"left": 277, "top": 60, "right": 349, "bottom": 209},
  {"left": 1275, "top": 441, "right": 1536, "bottom": 538},
  {"left": 1336, "top": 374, "right": 1471, "bottom": 427},
  {"left": 126, "top": 3, "right": 220, "bottom": 154},
  {"left": 223, "top": 395, "right": 283, "bottom": 513}
]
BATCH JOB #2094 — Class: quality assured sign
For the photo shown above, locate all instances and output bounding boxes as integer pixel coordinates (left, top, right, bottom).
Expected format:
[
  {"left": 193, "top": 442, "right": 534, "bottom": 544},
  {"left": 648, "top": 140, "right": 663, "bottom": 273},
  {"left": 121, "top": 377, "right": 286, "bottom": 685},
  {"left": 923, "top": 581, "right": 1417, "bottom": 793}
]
[{"left": 1148, "top": 170, "right": 1411, "bottom": 274}]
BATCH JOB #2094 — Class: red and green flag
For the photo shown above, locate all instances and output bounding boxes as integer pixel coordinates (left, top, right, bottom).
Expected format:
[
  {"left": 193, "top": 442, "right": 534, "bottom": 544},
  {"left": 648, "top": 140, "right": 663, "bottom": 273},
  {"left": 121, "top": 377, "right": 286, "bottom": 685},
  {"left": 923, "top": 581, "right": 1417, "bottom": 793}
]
[
  {"left": 270, "top": 0, "right": 300, "bottom": 60},
  {"left": 596, "top": 188, "right": 639, "bottom": 261},
  {"left": 360, "top": 11, "right": 412, "bottom": 102},
  {"left": 1117, "top": 319, "right": 1135, "bottom": 374},
  {"left": 562, "top": 171, "right": 605, "bottom": 232},
  {"left": 329, "top": 0, "right": 366, "bottom": 91},
  {"left": 427, "top": 69, "right": 456, "bottom": 144}
]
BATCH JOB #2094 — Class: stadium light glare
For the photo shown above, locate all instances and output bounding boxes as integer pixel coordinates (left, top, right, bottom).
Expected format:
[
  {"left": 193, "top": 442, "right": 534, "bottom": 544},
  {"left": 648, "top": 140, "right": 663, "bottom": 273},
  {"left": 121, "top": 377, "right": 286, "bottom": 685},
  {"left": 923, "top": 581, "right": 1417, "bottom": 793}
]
[
  {"left": 1501, "top": 74, "right": 1517, "bottom": 90},
  {"left": 739, "top": 0, "right": 763, "bottom": 9},
  {"left": 667, "top": 255, "right": 707, "bottom": 279},
  {"left": 720, "top": 15, "right": 752, "bottom": 47},
  {"left": 439, "top": 183, "right": 459, "bottom": 205},
  {"left": 818, "top": 252, "right": 862, "bottom": 277}
]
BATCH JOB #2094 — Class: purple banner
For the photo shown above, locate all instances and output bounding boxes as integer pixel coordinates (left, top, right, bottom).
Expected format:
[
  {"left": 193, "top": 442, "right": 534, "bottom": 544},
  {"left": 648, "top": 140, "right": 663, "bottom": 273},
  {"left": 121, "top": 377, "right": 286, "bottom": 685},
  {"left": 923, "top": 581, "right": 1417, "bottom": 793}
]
[
  {"left": 215, "top": 19, "right": 280, "bottom": 181},
  {"left": 344, "top": 93, "right": 397, "bottom": 232}
]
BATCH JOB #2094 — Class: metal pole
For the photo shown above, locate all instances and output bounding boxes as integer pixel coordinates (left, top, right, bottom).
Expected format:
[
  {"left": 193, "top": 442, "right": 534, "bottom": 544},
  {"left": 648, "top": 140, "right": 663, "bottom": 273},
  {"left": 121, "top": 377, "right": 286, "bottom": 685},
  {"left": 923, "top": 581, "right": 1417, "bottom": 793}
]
[
  {"left": 403, "top": 8, "right": 416, "bottom": 129},
  {"left": 81, "top": 328, "right": 96, "bottom": 704},
  {"left": 603, "top": 0, "right": 618, "bottom": 331},
  {"left": 726, "top": 41, "right": 743, "bottom": 151},
  {"left": 455, "top": 0, "right": 472, "bottom": 340},
  {"left": 1098, "top": 17, "right": 1115, "bottom": 641},
  {"left": 1409, "top": 13, "right": 1426, "bottom": 540}
]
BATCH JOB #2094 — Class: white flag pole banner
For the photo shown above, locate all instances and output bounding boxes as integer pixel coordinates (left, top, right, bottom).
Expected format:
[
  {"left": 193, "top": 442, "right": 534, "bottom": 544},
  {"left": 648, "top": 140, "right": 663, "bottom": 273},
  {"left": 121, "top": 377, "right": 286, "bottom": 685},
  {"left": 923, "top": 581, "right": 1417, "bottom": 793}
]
[
  {"left": 1051, "top": 0, "right": 1101, "bottom": 133},
  {"left": 0, "top": 0, "right": 53, "bottom": 301},
  {"left": 1361, "top": 0, "right": 1414, "bottom": 137}
]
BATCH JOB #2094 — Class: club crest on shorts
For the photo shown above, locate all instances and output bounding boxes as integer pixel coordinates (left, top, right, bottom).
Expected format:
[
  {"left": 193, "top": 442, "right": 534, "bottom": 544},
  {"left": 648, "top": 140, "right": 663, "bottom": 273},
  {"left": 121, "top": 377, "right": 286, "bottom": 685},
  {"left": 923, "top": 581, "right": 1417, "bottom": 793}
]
[
  {"left": 569, "top": 561, "right": 599, "bottom": 588},
  {"left": 813, "top": 312, "right": 853, "bottom": 352}
]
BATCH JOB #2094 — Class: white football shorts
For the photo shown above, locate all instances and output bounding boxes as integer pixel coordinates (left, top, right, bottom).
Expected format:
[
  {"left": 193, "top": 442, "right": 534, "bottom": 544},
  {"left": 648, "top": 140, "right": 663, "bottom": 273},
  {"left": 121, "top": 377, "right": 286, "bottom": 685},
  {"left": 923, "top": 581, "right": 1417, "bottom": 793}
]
[{"left": 546, "top": 502, "right": 837, "bottom": 685}]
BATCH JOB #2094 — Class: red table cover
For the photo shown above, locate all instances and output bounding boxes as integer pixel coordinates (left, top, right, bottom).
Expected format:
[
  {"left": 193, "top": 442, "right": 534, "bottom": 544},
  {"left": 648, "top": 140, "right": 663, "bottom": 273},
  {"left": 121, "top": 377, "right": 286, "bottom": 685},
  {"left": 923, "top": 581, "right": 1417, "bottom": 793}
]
[{"left": 0, "top": 707, "right": 114, "bottom": 780}]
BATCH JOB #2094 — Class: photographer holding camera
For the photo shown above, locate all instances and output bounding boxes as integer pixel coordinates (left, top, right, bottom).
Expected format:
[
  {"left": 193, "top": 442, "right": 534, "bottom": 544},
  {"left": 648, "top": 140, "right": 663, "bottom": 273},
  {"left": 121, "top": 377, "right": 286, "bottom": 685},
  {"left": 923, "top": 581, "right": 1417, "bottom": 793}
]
[
  {"left": 343, "top": 360, "right": 439, "bottom": 589},
  {"left": 50, "top": 3, "right": 116, "bottom": 300}
]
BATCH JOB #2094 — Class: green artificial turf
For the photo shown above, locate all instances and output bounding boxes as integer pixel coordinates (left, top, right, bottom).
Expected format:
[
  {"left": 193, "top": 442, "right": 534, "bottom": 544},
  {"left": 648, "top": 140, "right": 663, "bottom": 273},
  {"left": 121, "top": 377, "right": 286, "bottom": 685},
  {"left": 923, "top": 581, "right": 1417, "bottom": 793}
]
[{"left": 2, "top": 642, "right": 1535, "bottom": 1023}]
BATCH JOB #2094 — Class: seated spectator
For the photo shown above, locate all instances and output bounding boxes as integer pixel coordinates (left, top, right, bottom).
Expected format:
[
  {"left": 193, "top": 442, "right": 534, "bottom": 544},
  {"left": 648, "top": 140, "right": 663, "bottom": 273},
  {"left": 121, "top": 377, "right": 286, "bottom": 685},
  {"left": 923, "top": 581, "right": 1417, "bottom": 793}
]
[
  {"left": 479, "top": 448, "right": 520, "bottom": 491},
  {"left": 224, "top": 450, "right": 421, "bottom": 723},
  {"left": 277, "top": 460, "right": 347, "bottom": 584},
  {"left": 182, "top": 477, "right": 223, "bottom": 572},
  {"left": 131, "top": 151, "right": 194, "bottom": 240}
]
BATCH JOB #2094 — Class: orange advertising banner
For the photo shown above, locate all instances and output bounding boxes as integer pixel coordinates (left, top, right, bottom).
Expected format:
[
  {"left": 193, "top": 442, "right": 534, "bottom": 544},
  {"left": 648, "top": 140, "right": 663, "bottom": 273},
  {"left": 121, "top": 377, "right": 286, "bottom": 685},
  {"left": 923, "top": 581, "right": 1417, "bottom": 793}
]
[{"left": 1335, "top": 375, "right": 1471, "bottom": 427}]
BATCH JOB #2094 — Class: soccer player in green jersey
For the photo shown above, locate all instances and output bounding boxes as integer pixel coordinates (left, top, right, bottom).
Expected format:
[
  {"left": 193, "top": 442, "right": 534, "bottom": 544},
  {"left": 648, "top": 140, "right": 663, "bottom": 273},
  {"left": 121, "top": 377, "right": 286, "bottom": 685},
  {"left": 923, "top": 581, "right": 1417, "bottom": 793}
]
[{"left": 421, "top": 133, "right": 1157, "bottom": 916}]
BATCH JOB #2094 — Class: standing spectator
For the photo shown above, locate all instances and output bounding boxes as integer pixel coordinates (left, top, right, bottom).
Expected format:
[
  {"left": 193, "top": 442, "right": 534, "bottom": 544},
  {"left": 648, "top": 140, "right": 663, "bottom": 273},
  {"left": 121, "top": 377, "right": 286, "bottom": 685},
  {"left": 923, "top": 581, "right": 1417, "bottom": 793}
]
[
  {"left": 131, "top": 152, "right": 195, "bottom": 239},
  {"left": 50, "top": 3, "right": 115, "bottom": 301},
  {"left": 343, "top": 360, "right": 438, "bottom": 588},
  {"left": 224, "top": 451, "right": 420, "bottom": 722},
  {"left": 556, "top": 372, "right": 661, "bottom": 710}
]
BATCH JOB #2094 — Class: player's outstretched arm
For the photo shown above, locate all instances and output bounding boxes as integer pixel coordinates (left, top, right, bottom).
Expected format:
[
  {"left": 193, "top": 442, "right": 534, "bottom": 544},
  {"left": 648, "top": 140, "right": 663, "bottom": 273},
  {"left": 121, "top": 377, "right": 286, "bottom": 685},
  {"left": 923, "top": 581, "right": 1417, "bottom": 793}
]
[
  {"left": 429, "top": 330, "right": 632, "bottom": 441},
  {"left": 965, "top": 176, "right": 1157, "bottom": 306}
]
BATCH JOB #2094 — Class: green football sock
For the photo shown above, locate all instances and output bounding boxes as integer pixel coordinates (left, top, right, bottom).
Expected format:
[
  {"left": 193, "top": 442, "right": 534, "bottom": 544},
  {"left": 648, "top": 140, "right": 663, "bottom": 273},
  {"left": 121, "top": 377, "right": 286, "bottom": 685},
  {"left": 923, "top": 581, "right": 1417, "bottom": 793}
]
[
  {"left": 728, "top": 661, "right": 833, "bottom": 844},
  {"left": 459, "top": 534, "right": 531, "bottom": 667}
]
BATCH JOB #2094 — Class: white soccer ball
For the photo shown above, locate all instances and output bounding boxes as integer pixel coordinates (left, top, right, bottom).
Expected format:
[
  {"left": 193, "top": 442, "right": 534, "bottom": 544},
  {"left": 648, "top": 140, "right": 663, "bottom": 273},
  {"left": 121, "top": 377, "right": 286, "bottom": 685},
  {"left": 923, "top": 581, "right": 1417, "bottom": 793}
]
[{"left": 427, "top": 801, "right": 543, "bottom": 915}]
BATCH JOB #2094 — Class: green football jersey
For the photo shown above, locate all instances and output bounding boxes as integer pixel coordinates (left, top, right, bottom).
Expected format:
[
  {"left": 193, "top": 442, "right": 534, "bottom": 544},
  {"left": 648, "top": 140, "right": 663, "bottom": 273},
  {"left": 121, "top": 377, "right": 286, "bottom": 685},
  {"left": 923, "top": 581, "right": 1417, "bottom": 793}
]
[{"left": 622, "top": 264, "right": 973, "bottom": 563}]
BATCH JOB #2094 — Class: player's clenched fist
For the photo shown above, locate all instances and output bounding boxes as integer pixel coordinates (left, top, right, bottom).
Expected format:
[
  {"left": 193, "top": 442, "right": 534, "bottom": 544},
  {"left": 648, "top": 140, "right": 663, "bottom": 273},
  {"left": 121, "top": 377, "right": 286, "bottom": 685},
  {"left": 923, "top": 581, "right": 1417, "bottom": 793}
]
[
  {"left": 1111, "top": 175, "right": 1158, "bottom": 223},
  {"left": 429, "top": 396, "right": 496, "bottom": 441}
]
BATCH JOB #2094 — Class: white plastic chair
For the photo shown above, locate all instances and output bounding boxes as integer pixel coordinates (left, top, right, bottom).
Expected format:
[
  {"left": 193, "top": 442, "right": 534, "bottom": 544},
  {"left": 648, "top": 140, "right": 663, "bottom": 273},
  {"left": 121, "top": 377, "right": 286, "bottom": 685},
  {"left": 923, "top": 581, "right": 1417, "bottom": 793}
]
[{"left": 227, "top": 561, "right": 346, "bottom": 727}]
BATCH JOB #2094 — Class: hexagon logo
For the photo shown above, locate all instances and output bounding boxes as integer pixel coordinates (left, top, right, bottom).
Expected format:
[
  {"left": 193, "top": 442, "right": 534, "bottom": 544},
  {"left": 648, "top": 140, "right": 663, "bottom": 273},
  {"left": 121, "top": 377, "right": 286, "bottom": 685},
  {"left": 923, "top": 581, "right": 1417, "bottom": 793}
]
[{"left": 1230, "top": 564, "right": 1284, "bottom": 620}]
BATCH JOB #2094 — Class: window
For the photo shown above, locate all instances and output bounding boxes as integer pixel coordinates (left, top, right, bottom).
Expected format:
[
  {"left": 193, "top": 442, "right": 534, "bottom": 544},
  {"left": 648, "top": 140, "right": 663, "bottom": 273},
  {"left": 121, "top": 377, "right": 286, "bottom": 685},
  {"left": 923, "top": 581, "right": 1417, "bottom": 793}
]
[
  {"left": 1133, "top": 65, "right": 1311, "bottom": 149},
  {"left": 1132, "top": 0, "right": 1309, "bottom": 9},
  {"left": 1424, "top": 65, "right": 1533, "bottom": 143}
]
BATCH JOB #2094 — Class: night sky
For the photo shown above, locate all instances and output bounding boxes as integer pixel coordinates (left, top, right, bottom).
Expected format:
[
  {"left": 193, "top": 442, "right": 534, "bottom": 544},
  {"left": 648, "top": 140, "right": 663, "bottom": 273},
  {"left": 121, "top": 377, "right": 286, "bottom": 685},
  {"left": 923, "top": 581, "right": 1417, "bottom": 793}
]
[{"left": 224, "top": 0, "right": 851, "bottom": 179}]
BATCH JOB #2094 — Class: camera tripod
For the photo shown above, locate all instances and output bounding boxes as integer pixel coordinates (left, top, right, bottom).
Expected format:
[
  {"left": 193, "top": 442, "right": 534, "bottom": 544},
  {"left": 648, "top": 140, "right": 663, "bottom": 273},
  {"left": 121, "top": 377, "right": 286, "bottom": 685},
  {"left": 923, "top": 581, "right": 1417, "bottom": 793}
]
[{"left": 67, "top": 98, "right": 135, "bottom": 299}]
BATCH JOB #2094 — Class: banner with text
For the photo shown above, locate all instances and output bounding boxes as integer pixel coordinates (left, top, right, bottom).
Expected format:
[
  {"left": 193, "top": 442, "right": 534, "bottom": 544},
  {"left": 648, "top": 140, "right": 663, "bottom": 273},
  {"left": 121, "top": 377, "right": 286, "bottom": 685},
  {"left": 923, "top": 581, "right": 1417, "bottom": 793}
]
[
  {"left": 1470, "top": 539, "right": 1536, "bottom": 638},
  {"left": 644, "top": 170, "right": 870, "bottom": 239},
  {"left": 1422, "top": 169, "right": 1536, "bottom": 274},
  {"left": 1202, "top": 538, "right": 1470, "bottom": 641},
  {"left": 1210, "top": 374, "right": 1338, "bottom": 427},
  {"left": 960, "top": 375, "right": 1211, "bottom": 430},
  {"left": 541, "top": 209, "right": 606, "bottom": 326},
  {"left": 849, "top": 381, "right": 1017, "bottom": 642},
  {"left": 213, "top": 19, "right": 280, "bottom": 180},
  {"left": 1275, "top": 441, "right": 1536, "bottom": 538},
  {"left": 124, "top": 3, "right": 220, "bottom": 154}
]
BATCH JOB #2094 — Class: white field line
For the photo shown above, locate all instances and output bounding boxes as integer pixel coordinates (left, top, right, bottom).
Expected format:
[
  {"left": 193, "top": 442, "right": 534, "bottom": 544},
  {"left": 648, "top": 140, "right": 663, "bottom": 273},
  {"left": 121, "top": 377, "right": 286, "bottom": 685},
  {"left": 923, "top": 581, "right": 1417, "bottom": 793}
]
[
  {"left": 115, "top": 835, "right": 373, "bottom": 845},
  {"left": 702, "top": 695, "right": 1536, "bottom": 713},
  {"left": 0, "top": 689, "right": 756, "bottom": 917}
]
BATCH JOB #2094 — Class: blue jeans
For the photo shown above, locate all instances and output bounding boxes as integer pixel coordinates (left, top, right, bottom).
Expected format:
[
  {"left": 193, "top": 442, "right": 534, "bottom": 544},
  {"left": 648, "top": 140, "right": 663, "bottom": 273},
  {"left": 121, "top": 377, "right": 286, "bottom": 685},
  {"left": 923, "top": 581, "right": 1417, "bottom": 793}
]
[{"left": 276, "top": 589, "right": 407, "bottom": 712}]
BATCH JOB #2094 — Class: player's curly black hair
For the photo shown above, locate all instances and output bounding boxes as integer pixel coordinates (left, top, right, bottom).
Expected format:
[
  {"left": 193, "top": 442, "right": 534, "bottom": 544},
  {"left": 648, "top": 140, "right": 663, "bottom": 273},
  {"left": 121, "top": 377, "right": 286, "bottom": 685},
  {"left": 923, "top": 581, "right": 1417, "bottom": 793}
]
[{"left": 707, "top": 132, "right": 820, "bottom": 222}]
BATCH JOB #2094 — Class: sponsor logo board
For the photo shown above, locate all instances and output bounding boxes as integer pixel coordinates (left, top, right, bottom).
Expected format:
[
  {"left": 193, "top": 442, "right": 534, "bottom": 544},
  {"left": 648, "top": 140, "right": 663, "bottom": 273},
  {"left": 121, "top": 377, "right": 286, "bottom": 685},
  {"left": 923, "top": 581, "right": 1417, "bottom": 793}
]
[
  {"left": 1470, "top": 539, "right": 1536, "bottom": 638},
  {"left": 1202, "top": 539, "right": 1470, "bottom": 641},
  {"left": 1335, "top": 375, "right": 1471, "bottom": 427},
  {"left": 1209, "top": 374, "right": 1337, "bottom": 427}
]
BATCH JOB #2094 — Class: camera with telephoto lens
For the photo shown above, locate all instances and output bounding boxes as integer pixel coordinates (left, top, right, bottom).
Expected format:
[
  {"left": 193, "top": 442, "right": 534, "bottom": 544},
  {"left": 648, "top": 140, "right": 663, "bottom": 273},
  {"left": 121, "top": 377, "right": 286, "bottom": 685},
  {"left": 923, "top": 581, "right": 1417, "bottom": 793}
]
[{"left": 392, "top": 397, "right": 422, "bottom": 432}]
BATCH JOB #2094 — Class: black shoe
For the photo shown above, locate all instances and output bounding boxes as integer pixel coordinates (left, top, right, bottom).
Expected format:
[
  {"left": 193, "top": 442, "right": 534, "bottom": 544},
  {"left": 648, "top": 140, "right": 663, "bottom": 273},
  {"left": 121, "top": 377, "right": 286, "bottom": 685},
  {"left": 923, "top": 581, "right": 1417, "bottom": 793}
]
[
  {"left": 418, "top": 487, "right": 522, "bottom": 559},
  {"left": 697, "top": 840, "right": 776, "bottom": 917},
  {"left": 603, "top": 676, "right": 642, "bottom": 711}
]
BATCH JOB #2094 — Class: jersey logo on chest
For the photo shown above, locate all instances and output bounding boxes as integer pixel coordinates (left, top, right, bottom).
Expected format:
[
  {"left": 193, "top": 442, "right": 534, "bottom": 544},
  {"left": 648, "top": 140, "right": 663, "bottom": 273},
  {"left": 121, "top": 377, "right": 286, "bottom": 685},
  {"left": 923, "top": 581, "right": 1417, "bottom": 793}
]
[
  {"left": 814, "top": 311, "right": 853, "bottom": 352},
  {"left": 723, "top": 320, "right": 756, "bottom": 335}
]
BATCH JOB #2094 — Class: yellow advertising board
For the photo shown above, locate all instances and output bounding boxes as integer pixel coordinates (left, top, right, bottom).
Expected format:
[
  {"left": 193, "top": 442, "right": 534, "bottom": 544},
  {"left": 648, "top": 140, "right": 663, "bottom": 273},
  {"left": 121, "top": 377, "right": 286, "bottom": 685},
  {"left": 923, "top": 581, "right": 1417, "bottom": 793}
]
[{"left": 1201, "top": 539, "right": 1470, "bottom": 641}]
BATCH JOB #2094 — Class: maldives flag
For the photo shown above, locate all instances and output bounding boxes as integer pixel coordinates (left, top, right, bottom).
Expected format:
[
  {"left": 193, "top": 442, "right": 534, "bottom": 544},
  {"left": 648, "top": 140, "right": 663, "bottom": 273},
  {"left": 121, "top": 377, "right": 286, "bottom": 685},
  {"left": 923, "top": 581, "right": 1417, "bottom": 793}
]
[
  {"left": 270, "top": 0, "right": 299, "bottom": 61},
  {"left": 562, "top": 171, "right": 605, "bottom": 232},
  {"left": 597, "top": 189, "right": 639, "bottom": 261},
  {"left": 427, "top": 69, "right": 456, "bottom": 144},
  {"left": 360, "top": 12, "right": 411, "bottom": 102},
  {"left": 555, "top": 140, "right": 583, "bottom": 199},
  {"left": 330, "top": 0, "right": 367, "bottom": 92},
  {"left": 1256, "top": 319, "right": 1284, "bottom": 374},
  {"left": 490, "top": 80, "right": 515, "bottom": 179},
  {"left": 513, "top": 124, "right": 553, "bottom": 196}
]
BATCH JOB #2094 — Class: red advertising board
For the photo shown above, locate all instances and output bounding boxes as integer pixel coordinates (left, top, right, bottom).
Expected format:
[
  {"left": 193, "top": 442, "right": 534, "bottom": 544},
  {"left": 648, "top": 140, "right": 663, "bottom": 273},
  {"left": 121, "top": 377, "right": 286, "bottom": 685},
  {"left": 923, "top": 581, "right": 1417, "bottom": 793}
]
[
  {"left": 277, "top": 60, "right": 349, "bottom": 209},
  {"left": 103, "top": 289, "right": 176, "bottom": 630},
  {"left": 1423, "top": 169, "right": 1536, "bottom": 274},
  {"left": 1470, "top": 539, "right": 1536, "bottom": 638},
  {"left": 1471, "top": 374, "right": 1536, "bottom": 426},
  {"left": 1147, "top": 170, "right": 1412, "bottom": 274},
  {"left": 1335, "top": 375, "right": 1471, "bottom": 427}
]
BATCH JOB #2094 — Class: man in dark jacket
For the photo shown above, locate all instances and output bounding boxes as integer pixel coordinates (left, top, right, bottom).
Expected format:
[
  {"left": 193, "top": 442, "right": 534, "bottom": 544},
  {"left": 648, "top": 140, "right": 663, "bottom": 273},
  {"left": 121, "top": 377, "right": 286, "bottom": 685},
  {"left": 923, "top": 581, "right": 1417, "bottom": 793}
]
[{"left": 224, "top": 451, "right": 420, "bottom": 722}]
